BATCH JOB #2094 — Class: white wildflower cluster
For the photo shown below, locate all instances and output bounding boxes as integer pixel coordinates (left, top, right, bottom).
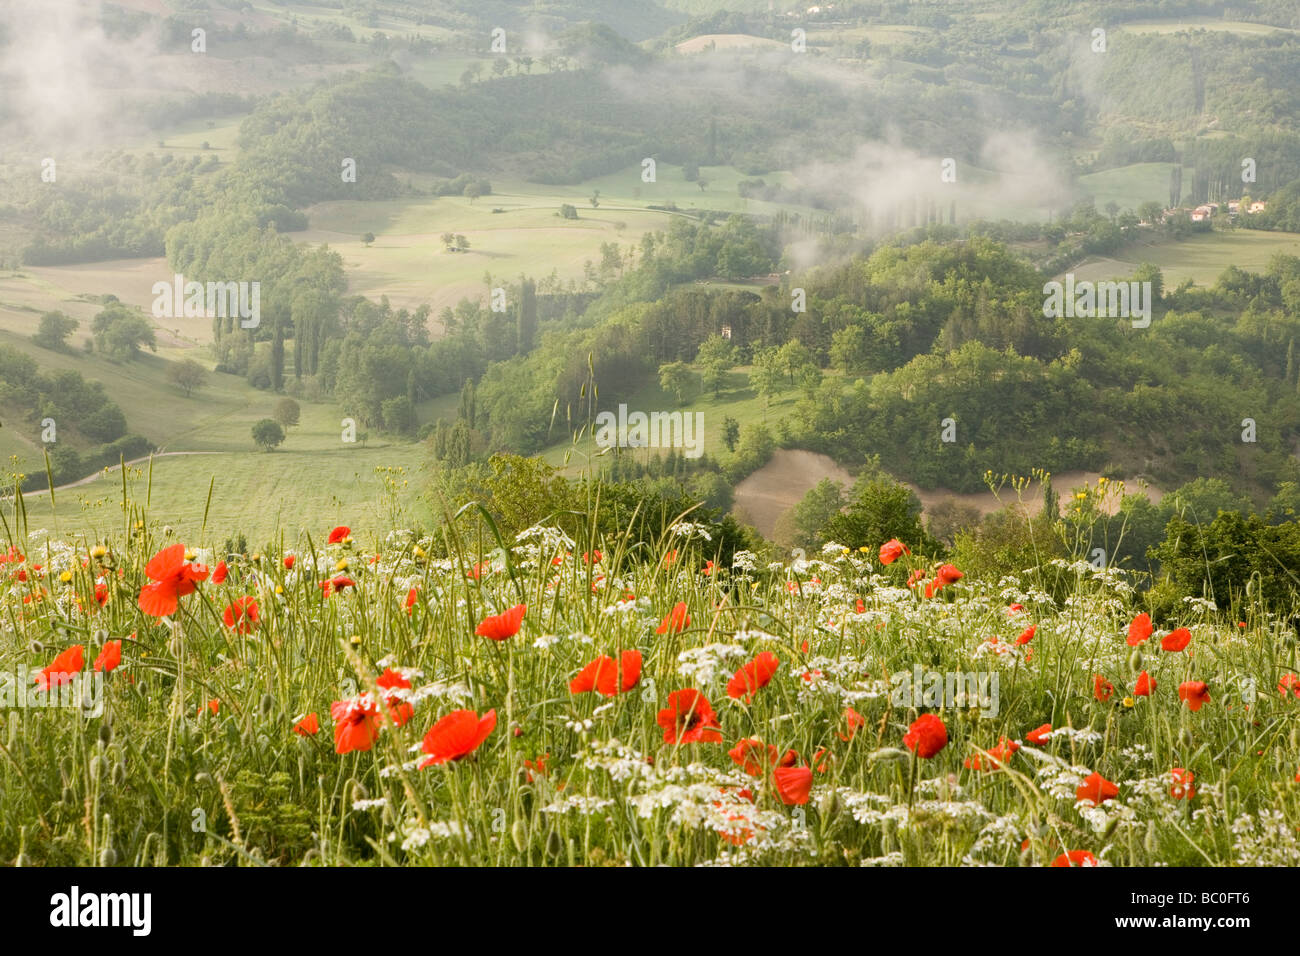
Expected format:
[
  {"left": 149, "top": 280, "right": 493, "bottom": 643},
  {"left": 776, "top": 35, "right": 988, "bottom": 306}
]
[
  {"left": 1046, "top": 726, "right": 1104, "bottom": 747},
  {"left": 676, "top": 642, "right": 750, "bottom": 686},
  {"left": 906, "top": 799, "right": 995, "bottom": 830},
  {"left": 393, "top": 819, "right": 472, "bottom": 852},
  {"left": 1079, "top": 799, "right": 1138, "bottom": 835},
  {"left": 730, "top": 550, "right": 759, "bottom": 573},
  {"left": 1034, "top": 763, "right": 1092, "bottom": 801},
  {"left": 1231, "top": 810, "right": 1300, "bottom": 866},
  {"left": 832, "top": 788, "right": 895, "bottom": 826},
  {"left": 1180, "top": 596, "right": 1219, "bottom": 615},
  {"left": 668, "top": 521, "right": 712, "bottom": 542},
  {"left": 534, "top": 631, "right": 594, "bottom": 650},
  {"left": 540, "top": 795, "right": 615, "bottom": 817},
  {"left": 352, "top": 797, "right": 388, "bottom": 811},
  {"left": 968, "top": 813, "right": 1023, "bottom": 858},
  {"left": 915, "top": 776, "right": 966, "bottom": 799},
  {"left": 408, "top": 680, "right": 473, "bottom": 706},
  {"left": 860, "top": 851, "right": 906, "bottom": 867},
  {"left": 582, "top": 739, "right": 656, "bottom": 784},
  {"left": 1119, "top": 742, "right": 1155, "bottom": 764},
  {"left": 515, "top": 524, "right": 576, "bottom": 551}
]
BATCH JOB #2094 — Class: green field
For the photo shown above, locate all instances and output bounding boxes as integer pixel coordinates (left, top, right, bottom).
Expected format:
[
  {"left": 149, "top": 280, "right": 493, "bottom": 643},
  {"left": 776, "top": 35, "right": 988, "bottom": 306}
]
[
  {"left": 295, "top": 165, "right": 825, "bottom": 315},
  {"left": 1077, "top": 163, "right": 1176, "bottom": 215},
  {"left": 0, "top": 283, "right": 437, "bottom": 544},
  {"left": 1117, "top": 18, "right": 1297, "bottom": 36},
  {"left": 1068, "top": 228, "right": 1300, "bottom": 288}
]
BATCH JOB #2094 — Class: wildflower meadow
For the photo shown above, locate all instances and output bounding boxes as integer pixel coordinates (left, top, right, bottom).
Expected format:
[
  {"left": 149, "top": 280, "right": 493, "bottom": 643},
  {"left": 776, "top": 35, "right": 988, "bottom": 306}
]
[{"left": 2, "top": 488, "right": 1297, "bottom": 872}]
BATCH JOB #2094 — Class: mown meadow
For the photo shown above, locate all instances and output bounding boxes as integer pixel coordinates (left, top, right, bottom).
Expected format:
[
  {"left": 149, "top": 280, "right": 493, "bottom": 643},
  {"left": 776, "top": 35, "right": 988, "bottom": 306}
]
[{"left": 1, "top": 477, "right": 1297, "bottom": 867}]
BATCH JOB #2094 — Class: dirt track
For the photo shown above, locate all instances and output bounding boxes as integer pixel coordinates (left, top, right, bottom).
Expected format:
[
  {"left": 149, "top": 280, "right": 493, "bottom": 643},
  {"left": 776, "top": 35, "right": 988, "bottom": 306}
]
[{"left": 732, "top": 449, "right": 1165, "bottom": 539}]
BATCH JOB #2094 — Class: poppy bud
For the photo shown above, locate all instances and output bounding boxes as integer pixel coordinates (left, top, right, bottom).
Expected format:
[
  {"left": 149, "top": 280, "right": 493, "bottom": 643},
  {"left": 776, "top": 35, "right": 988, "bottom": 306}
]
[
  {"left": 546, "top": 828, "right": 562, "bottom": 858},
  {"left": 1179, "top": 727, "right": 1194, "bottom": 749},
  {"left": 99, "top": 847, "right": 117, "bottom": 867},
  {"left": 260, "top": 693, "right": 275, "bottom": 716},
  {"left": 112, "top": 759, "right": 126, "bottom": 787},
  {"left": 1144, "top": 821, "right": 1157, "bottom": 854},
  {"left": 1128, "top": 648, "right": 1143, "bottom": 671},
  {"left": 88, "top": 755, "right": 104, "bottom": 780},
  {"left": 511, "top": 819, "right": 528, "bottom": 853},
  {"left": 194, "top": 771, "right": 213, "bottom": 787},
  {"left": 28, "top": 640, "right": 43, "bottom": 655},
  {"left": 350, "top": 780, "right": 368, "bottom": 803},
  {"left": 819, "top": 791, "right": 840, "bottom": 817}
]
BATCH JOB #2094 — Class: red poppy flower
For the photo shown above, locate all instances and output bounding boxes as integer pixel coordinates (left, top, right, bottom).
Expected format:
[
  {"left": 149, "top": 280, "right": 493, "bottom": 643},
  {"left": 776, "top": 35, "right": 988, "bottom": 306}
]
[
  {"left": 1161, "top": 627, "right": 1191, "bottom": 652},
  {"left": 569, "top": 649, "right": 642, "bottom": 696},
  {"left": 1026, "top": 723, "right": 1052, "bottom": 745},
  {"left": 854, "top": 598, "right": 865, "bottom": 614},
  {"left": 331, "top": 696, "right": 382, "bottom": 754},
  {"left": 1051, "top": 850, "right": 1098, "bottom": 867},
  {"left": 903, "top": 713, "right": 948, "bottom": 759},
  {"left": 657, "top": 688, "right": 723, "bottom": 745},
  {"left": 199, "top": 698, "right": 219, "bottom": 717},
  {"left": 1278, "top": 673, "right": 1300, "bottom": 700},
  {"left": 524, "top": 753, "right": 550, "bottom": 782},
  {"left": 93, "top": 581, "right": 109, "bottom": 607},
  {"left": 405, "top": 587, "right": 419, "bottom": 614},
  {"left": 1169, "top": 768, "right": 1196, "bottom": 800},
  {"left": 418, "top": 709, "right": 496, "bottom": 768},
  {"left": 878, "top": 538, "right": 910, "bottom": 565},
  {"left": 1126, "top": 612, "right": 1153, "bottom": 646},
  {"left": 137, "top": 543, "right": 209, "bottom": 617},
  {"left": 663, "top": 549, "right": 677, "bottom": 567},
  {"left": 965, "top": 737, "right": 1020, "bottom": 771},
  {"left": 729, "top": 737, "right": 779, "bottom": 776},
  {"left": 922, "top": 563, "right": 963, "bottom": 598},
  {"left": 1076, "top": 771, "right": 1119, "bottom": 805},
  {"left": 726, "top": 651, "right": 780, "bottom": 702},
  {"left": 293, "top": 713, "right": 319, "bottom": 736},
  {"left": 319, "top": 575, "right": 356, "bottom": 597},
  {"left": 1016, "top": 624, "right": 1036, "bottom": 645},
  {"left": 93, "top": 640, "right": 121, "bottom": 673},
  {"left": 772, "top": 766, "right": 813, "bottom": 805},
  {"left": 1178, "top": 681, "right": 1210, "bottom": 712},
  {"left": 222, "top": 596, "right": 259, "bottom": 634},
  {"left": 839, "top": 707, "right": 866, "bottom": 742},
  {"left": 283, "top": 554, "right": 296, "bottom": 569},
  {"left": 36, "top": 645, "right": 85, "bottom": 690},
  {"left": 476, "top": 603, "right": 526, "bottom": 640},
  {"left": 375, "top": 669, "right": 414, "bottom": 725},
  {"left": 328, "top": 525, "right": 351, "bottom": 544},
  {"left": 656, "top": 601, "right": 690, "bottom": 635},
  {"left": 1093, "top": 674, "right": 1114, "bottom": 702},
  {"left": 385, "top": 699, "right": 414, "bottom": 727},
  {"left": 1007, "top": 603, "right": 1025, "bottom": 614},
  {"left": 212, "top": 561, "right": 228, "bottom": 584}
]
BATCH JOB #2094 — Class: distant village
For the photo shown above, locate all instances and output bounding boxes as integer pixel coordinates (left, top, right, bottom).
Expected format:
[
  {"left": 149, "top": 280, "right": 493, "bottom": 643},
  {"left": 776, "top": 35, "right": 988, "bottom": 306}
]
[{"left": 1173, "top": 199, "right": 1266, "bottom": 223}]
